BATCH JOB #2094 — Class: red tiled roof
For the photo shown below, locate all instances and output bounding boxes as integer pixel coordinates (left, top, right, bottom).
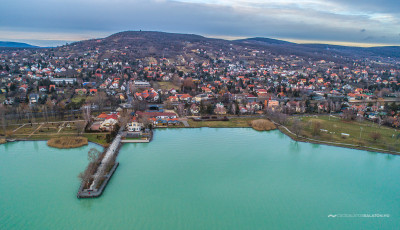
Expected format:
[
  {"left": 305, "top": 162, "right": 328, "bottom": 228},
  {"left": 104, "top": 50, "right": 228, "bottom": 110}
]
[
  {"left": 106, "top": 114, "right": 118, "bottom": 120},
  {"left": 97, "top": 113, "right": 108, "bottom": 119}
]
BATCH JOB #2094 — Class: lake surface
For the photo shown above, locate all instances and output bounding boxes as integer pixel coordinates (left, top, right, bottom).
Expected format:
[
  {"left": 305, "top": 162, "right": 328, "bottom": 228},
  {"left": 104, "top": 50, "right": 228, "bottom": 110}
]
[{"left": 1, "top": 128, "right": 399, "bottom": 229}]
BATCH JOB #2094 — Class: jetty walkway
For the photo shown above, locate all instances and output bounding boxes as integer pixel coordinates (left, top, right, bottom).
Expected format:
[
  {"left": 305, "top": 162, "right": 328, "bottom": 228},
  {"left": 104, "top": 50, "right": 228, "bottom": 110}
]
[
  {"left": 90, "top": 133, "right": 122, "bottom": 190},
  {"left": 77, "top": 128, "right": 123, "bottom": 198}
]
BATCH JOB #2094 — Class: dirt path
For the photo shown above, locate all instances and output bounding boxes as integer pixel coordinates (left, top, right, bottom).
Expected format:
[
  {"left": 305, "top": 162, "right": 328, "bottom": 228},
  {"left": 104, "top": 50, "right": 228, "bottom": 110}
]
[
  {"left": 28, "top": 124, "right": 44, "bottom": 138},
  {"left": 57, "top": 122, "right": 66, "bottom": 133},
  {"left": 12, "top": 124, "right": 26, "bottom": 133}
]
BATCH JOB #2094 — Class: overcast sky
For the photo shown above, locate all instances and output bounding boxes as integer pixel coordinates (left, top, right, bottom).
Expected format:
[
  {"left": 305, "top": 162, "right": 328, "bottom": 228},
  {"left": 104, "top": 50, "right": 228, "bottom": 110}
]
[{"left": 0, "top": 0, "right": 399, "bottom": 47}]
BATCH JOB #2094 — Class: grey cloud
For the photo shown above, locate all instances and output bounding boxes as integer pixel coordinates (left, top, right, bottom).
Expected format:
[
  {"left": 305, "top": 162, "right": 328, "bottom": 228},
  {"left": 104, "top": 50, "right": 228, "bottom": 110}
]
[
  {"left": 0, "top": 0, "right": 399, "bottom": 45},
  {"left": 328, "top": 0, "right": 400, "bottom": 14},
  {"left": 363, "top": 36, "right": 374, "bottom": 41}
]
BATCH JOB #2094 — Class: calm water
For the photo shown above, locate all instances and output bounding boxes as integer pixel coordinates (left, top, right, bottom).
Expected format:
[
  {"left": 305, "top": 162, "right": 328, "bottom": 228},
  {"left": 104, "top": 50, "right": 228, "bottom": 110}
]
[{"left": 1, "top": 128, "right": 399, "bottom": 230}]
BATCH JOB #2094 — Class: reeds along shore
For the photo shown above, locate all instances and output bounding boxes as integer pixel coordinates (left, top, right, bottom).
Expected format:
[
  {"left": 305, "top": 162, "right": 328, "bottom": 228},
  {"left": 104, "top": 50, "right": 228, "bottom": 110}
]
[
  {"left": 251, "top": 119, "right": 277, "bottom": 131},
  {"left": 47, "top": 136, "right": 88, "bottom": 149}
]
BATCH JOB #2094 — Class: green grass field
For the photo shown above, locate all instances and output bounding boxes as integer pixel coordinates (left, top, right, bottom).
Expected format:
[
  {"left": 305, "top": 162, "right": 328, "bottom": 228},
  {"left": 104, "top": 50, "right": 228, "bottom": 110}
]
[
  {"left": 286, "top": 115, "right": 400, "bottom": 152},
  {"left": 71, "top": 95, "right": 91, "bottom": 103},
  {"left": 84, "top": 133, "right": 109, "bottom": 146},
  {"left": 187, "top": 118, "right": 257, "bottom": 128},
  {"left": 1, "top": 119, "right": 107, "bottom": 146},
  {"left": 157, "top": 81, "right": 181, "bottom": 91}
]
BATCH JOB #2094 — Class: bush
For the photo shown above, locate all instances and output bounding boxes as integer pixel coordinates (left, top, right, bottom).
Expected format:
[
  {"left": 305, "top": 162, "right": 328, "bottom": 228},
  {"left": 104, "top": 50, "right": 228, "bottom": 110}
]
[
  {"left": 251, "top": 119, "right": 277, "bottom": 131},
  {"left": 369, "top": 132, "right": 382, "bottom": 142},
  {"left": 47, "top": 136, "right": 88, "bottom": 149}
]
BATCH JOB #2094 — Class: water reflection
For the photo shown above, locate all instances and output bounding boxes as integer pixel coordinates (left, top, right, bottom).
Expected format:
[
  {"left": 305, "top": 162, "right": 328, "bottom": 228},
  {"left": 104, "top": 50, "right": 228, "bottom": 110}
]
[
  {"left": 34, "top": 141, "right": 39, "bottom": 151},
  {"left": 289, "top": 141, "right": 301, "bottom": 153},
  {"left": 386, "top": 154, "right": 395, "bottom": 160},
  {"left": 277, "top": 131, "right": 285, "bottom": 139},
  {"left": 311, "top": 143, "right": 321, "bottom": 149},
  {"left": 78, "top": 199, "right": 94, "bottom": 210}
]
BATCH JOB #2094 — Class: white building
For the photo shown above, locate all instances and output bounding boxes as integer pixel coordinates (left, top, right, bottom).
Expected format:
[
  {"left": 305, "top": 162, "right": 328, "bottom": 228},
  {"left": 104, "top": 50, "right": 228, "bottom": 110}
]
[{"left": 127, "top": 122, "right": 143, "bottom": 132}]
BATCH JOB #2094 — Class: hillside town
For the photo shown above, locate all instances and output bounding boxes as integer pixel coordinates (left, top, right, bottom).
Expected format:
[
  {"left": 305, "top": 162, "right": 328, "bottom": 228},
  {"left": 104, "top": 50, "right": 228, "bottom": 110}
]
[{"left": 1, "top": 32, "right": 400, "bottom": 136}]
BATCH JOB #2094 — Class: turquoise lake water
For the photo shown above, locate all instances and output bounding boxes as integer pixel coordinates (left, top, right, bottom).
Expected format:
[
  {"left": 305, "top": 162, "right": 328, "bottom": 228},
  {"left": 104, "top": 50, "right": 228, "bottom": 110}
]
[{"left": 0, "top": 128, "right": 399, "bottom": 229}]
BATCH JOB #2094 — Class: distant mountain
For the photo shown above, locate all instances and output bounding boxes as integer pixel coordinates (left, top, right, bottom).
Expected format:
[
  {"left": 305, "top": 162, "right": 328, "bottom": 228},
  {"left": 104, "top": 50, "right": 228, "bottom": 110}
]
[
  {"left": 299, "top": 44, "right": 400, "bottom": 58},
  {"left": 54, "top": 31, "right": 400, "bottom": 62},
  {"left": 366, "top": 46, "right": 400, "bottom": 58},
  {"left": 66, "top": 31, "right": 233, "bottom": 60},
  {"left": 0, "top": 41, "right": 38, "bottom": 48},
  {"left": 238, "top": 37, "right": 400, "bottom": 58}
]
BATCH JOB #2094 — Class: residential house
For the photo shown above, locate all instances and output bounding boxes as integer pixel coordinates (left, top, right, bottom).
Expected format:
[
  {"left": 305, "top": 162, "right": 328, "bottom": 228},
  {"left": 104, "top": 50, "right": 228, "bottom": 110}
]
[
  {"left": 100, "top": 114, "right": 119, "bottom": 131},
  {"left": 127, "top": 121, "right": 144, "bottom": 132}
]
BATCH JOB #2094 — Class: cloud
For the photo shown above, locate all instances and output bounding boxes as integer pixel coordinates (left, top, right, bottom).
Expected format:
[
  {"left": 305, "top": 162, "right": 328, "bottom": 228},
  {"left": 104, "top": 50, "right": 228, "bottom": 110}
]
[
  {"left": 363, "top": 36, "right": 374, "bottom": 41},
  {"left": 0, "top": 0, "right": 399, "bottom": 46}
]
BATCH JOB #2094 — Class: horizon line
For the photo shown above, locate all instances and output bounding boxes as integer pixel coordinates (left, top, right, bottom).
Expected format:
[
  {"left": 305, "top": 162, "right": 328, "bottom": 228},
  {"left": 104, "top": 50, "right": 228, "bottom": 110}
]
[{"left": 1, "top": 30, "right": 399, "bottom": 48}]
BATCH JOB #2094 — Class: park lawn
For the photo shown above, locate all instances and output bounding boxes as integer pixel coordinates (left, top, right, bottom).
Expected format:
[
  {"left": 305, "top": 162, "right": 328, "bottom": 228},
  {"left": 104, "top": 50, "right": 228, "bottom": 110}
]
[
  {"left": 187, "top": 117, "right": 257, "bottom": 128},
  {"left": 38, "top": 123, "right": 61, "bottom": 133},
  {"left": 287, "top": 115, "right": 400, "bottom": 152},
  {"left": 124, "top": 137, "right": 142, "bottom": 140},
  {"left": 8, "top": 132, "right": 108, "bottom": 147},
  {"left": 84, "top": 133, "right": 109, "bottom": 146},
  {"left": 59, "top": 127, "right": 80, "bottom": 135},
  {"left": 0, "top": 125, "right": 19, "bottom": 136},
  {"left": 37, "top": 127, "right": 58, "bottom": 134},
  {"left": 176, "top": 66, "right": 191, "bottom": 73},
  {"left": 24, "top": 134, "right": 71, "bottom": 140},
  {"left": 71, "top": 95, "right": 90, "bottom": 103},
  {"left": 158, "top": 81, "right": 181, "bottom": 91},
  {"left": 5, "top": 115, "right": 84, "bottom": 126},
  {"left": 13, "top": 125, "right": 40, "bottom": 135},
  {"left": 41, "top": 122, "right": 61, "bottom": 129},
  {"left": 9, "top": 133, "right": 76, "bottom": 141}
]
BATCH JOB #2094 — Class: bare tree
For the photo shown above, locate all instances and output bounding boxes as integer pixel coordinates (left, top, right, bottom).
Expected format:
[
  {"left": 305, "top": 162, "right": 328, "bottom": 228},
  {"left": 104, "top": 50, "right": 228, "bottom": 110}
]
[
  {"left": 369, "top": 132, "right": 382, "bottom": 142},
  {"left": 76, "top": 122, "right": 86, "bottom": 136},
  {"left": 78, "top": 148, "right": 102, "bottom": 189},
  {"left": 292, "top": 119, "right": 303, "bottom": 138},
  {"left": 230, "top": 102, "right": 236, "bottom": 115},
  {"left": 341, "top": 109, "right": 356, "bottom": 120},
  {"left": 46, "top": 99, "right": 55, "bottom": 121},
  {"left": 277, "top": 112, "right": 288, "bottom": 125},
  {"left": 312, "top": 121, "right": 322, "bottom": 136},
  {"left": 89, "top": 91, "right": 107, "bottom": 111},
  {"left": 182, "top": 77, "right": 195, "bottom": 91},
  {"left": 172, "top": 74, "right": 181, "bottom": 86},
  {"left": 82, "top": 105, "right": 91, "bottom": 124},
  {"left": 138, "top": 115, "right": 151, "bottom": 128},
  {"left": 163, "top": 100, "right": 173, "bottom": 110},
  {"left": 0, "top": 104, "right": 7, "bottom": 136},
  {"left": 177, "top": 103, "right": 185, "bottom": 117},
  {"left": 119, "top": 109, "right": 131, "bottom": 129}
]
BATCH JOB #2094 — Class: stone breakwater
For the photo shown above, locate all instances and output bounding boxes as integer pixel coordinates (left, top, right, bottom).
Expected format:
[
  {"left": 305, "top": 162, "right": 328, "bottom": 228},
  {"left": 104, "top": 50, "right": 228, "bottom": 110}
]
[{"left": 77, "top": 131, "right": 122, "bottom": 198}]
